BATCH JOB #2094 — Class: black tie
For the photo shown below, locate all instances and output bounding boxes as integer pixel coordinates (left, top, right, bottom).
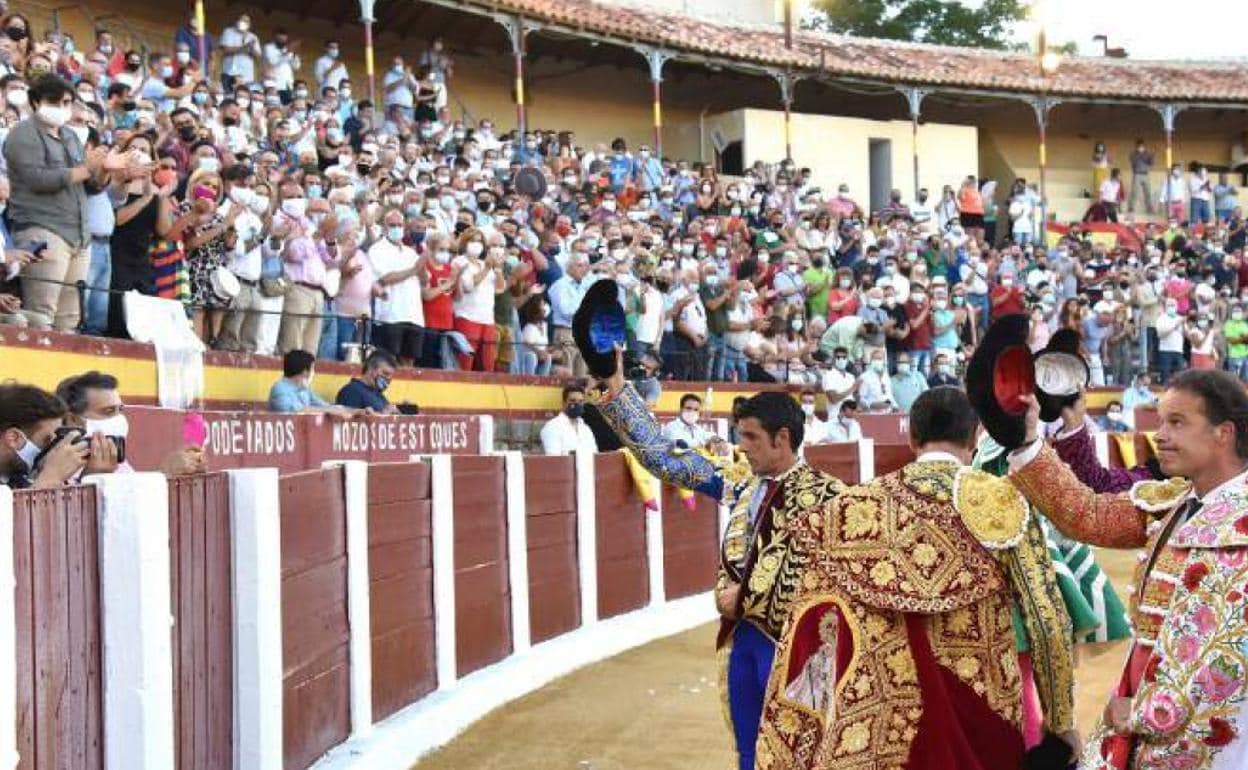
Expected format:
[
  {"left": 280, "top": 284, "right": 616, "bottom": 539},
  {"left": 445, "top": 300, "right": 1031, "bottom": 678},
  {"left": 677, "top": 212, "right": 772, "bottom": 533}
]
[{"left": 1180, "top": 498, "right": 1203, "bottom": 524}]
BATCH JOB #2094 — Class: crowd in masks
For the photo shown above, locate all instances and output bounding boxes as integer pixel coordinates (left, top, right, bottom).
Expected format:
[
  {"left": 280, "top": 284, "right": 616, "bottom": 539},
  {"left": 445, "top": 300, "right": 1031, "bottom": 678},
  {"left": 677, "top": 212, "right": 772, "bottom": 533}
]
[{"left": 0, "top": 12, "right": 1243, "bottom": 416}]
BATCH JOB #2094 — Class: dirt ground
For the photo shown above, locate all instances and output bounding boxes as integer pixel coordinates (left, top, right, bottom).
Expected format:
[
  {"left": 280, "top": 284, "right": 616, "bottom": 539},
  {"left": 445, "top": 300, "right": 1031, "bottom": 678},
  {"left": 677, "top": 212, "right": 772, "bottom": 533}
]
[{"left": 415, "top": 549, "right": 1136, "bottom": 770}]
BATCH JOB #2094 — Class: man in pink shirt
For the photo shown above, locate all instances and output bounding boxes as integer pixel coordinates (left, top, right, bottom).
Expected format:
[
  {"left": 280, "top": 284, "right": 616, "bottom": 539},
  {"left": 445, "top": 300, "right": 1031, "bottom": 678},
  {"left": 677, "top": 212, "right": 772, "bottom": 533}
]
[{"left": 274, "top": 180, "right": 336, "bottom": 355}]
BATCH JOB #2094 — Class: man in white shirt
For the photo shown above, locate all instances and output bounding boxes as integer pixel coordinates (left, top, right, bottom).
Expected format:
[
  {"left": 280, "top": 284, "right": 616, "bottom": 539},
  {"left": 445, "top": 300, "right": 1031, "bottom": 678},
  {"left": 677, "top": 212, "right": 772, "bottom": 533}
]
[
  {"left": 219, "top": 13, "right": 261, "bottom": 89},
  {"left": 1155, "top": 299, "right": 1186, "bottom": 384},
  {"left": 382, "top": 55, "right": 417, "bottom": 118},
  {"left": 799, "top": 390, "right": 827, "bottom": 446},
  {"left": 540, "top": 384, "right": 598, "bottom": 456},
  {"left": 825, "top": 399, "right": 864, "bottom": 442},
  {"left": 217, "top": 165, "right": 268, "bottom": 352},
  {"left": 857, "top": 349, "right": 897, "bottom": 412},
  {"left": 661, "top": 393, "right": 713, "bottom": 448},
  {"left": 369, "top": 209, "right": 425, "bottom": 365},
  {"left": 263, "top": 29, "right": 300, "bottom": 101},
  {"left": 314, "top": 39, "right": 347, "bottom": 93},
  {"left": 910, "top": 188, "right": 934, "bottom": 236}
]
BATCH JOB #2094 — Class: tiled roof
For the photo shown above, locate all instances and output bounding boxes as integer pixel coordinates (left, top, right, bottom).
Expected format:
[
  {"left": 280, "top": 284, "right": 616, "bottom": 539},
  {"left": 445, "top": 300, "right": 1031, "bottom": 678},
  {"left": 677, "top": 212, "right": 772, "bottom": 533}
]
[{"left": 453, "top": 0, "right": 1248, "bottom": 103}]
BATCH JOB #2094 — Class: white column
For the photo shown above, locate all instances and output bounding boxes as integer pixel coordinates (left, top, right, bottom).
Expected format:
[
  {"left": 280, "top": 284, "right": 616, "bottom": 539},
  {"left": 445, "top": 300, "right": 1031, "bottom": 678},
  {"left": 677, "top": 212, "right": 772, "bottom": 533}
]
[
  {"left": 430, "top": 455, "right": 458, "bottom": 689},
  {"left": 857, "top": 438, "right": 876, "bottom": 483},
  {"left": 1093, "top": 431, "right": 1111, "bottom": 469},
  {"left": 90, "top": 473, "right": 175, "bottom": 770},
  {"left": 646, "top": 478, "right": 665, "bottom": 607},
  {"left": 573, "top": 449, "right": 599, "bottom": 624},
  {"left": 227, "top": 468, "right": 283, "bottom": 770},
  {"left": 0, "top": 487, "right": 16, "bottom": 770},
  {"left": 477, "top": 415, "right": 496, "bottom": 455},
  {"left": 340, "top": 461, "right": 373, "bottom": 737},
  {"left": 503, "top": 452, "right": 531, "bottom": 653}
]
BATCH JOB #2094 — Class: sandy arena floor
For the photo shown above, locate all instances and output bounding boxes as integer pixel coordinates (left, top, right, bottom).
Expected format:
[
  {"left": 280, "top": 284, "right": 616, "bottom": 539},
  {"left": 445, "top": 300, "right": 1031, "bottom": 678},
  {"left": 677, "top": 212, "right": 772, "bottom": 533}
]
[{"left": 415, "top": 548, "right": 1137, "bottom": 770}]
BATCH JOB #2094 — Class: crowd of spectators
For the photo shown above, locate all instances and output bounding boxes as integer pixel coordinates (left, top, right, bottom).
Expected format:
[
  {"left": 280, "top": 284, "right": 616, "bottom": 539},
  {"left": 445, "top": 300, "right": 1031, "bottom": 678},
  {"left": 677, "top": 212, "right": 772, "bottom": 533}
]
[{"left": 0, "top": 12, "right": 1243, "bottom": 427}]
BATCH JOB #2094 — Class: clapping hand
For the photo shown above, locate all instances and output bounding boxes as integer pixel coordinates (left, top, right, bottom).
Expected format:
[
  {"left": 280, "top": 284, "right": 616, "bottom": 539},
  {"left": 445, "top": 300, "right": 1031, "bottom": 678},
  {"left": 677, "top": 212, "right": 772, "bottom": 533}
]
[{"left": 0, "top": 293, "right": 20, "bottom": 313}]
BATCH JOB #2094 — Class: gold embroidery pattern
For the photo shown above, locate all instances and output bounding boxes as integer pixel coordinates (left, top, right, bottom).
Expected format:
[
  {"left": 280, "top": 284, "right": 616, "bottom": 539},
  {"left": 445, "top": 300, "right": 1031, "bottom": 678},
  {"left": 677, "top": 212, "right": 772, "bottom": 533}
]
[
  {"left": 1129, "top": 540, "right": 1188, "bottom": 647},
  {"left": 1129, "top": 477, "right": 1193, "bottom": 513},
  {"left": 741, "top": 465, "right": 847, "bottom": 640},
  {"left": 758, "top": 594, "right": 922, "bottom": 770},
  {"left": 997, "top": 514, "right": 1077, "bottom": 733},
  {"left": 930, "top": 596, "right": 1024, "bottom": 727},
  {"left": 808, "top": 464, "right": 1006, "bottom": 614},
  {"left": 954, "top": 468, "right": 1029, "bottom": 550}
]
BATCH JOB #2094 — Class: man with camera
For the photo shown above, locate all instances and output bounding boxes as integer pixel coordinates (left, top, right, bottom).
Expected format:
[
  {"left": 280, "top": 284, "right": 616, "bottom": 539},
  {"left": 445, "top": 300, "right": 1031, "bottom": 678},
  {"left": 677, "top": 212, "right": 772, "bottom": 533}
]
[
  {"left": 0, "top": 383, "right": 93, "bottom": 489},
  {"left": 54, "top": 370, "right": 206, "bottom": 476}
]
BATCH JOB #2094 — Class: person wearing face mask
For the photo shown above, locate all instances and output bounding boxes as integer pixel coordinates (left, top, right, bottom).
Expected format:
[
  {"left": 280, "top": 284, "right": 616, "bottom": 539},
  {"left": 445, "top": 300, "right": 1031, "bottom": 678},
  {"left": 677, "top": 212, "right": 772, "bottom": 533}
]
[
  {"left": 6, "top": 74, "right": 120, "bottom": 332},
  {"left": 335, "top": 349, "right": 401, "bottom": 414},
  {"left": 273, "top": 180, "right": 331, "bottom": 356},
  {"left": 1095, "top": 399, "right": 1131, "bottom": 433},
  {"left": 369, "top": 208, "right": 427, "bottom": 366},
  {"left": 137, "top": 55, "right": 199, "bottom": 115},
  {"left": 381, "top": 54, "right": 417, "bottom": 119},
  {"left": 219, "top": 14, "right": 261, "bottom": 91},
  {"left": 667, "top": 268, "right": 709, "bottom": 381},
  {"left": 539, "top": 384, "right": 599, "bottom": 456},
  {"left": 262, "top": 29, "right": 300, "bottom": 103},
  {"left": 927, "top": 352, "right": 960, "bottom": 387},
  {"left": 55, "top": 370, "right": 206, "bottom": 476},
  {"left": 660, "top": 393, "right": 713, "bottom": 448},
  {"left": 797, "top": 390, "right": 827, "bottom": 446},
  {"left": 1155, "top": 300, "right": 1186, "bottom": 383},
  {"left": 857, "top": 350, "right": 897, "bottom": 412},
  {"left": 902, "top": 284, "right": 934, "bottom": 376},
  {"left": 1186, "top": 310, "right": 1218, "bottom": 371},
  {"left": 889, "top": 351, "right": 929, "bottom": 413},
  {"left": 700, "top": 263, "right": 732, "bottom": 381},
  {"left": 0, "top": 383, "right": 89, "bottom": 489},
  {"left": 451, "top": 228, "right": 505, "bottom": 372},
  {"left": 1224, "top": 304, "right": 1248, "bottom": 380}
]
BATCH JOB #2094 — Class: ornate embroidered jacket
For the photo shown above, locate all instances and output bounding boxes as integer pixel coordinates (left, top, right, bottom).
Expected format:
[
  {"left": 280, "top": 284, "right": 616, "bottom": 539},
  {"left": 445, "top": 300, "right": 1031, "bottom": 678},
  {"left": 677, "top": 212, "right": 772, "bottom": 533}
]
[
  {"left": 596, "top": 382, "right": 846, "bottom": 643},
  {"left": 756, "top": 461, "right": 1027, "bottom": 770},
  {"left": 1012, "top": 445, "right": 1248, "bottom": 770}
]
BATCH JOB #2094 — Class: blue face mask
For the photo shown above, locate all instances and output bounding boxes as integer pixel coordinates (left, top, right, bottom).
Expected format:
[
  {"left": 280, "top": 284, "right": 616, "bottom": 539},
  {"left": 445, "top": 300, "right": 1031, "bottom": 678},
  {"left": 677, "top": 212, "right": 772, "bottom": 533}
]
[
  {"left": 375, "top": 376, "right": 390, "bottom": 392},
  {"left": 564, "top": 402, "right": 584, "bottom": 419},
  {"left": 306, "top": 184, "right": 323, "bottom": 199},
  {"left": 387, "top": 226, "right": 404, "bottom": 243}
]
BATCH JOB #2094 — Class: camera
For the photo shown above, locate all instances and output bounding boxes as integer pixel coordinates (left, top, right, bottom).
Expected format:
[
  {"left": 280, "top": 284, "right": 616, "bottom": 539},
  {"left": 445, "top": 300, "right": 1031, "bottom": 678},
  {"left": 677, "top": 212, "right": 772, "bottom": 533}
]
[
  {"left": 623, "top": 349, "right": 647, "bottom": 381},
  {"left": 54, "top": 425, "right": 127, "bottom": 463}
]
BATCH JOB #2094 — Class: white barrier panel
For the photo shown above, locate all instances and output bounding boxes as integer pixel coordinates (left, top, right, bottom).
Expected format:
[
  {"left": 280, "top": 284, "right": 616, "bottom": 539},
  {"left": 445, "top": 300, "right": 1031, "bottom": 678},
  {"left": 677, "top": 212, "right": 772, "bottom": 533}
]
[
  {"left": 0, "top": 487, "right": 15, "bottom": 770},
  {"left": 430, "top": 455, "right": 458, "bottom": 690},
  {"left": 91, "top": 473, "right": 175, "bottom": 770},
  {"left": 646, "top": 480, "right": 666, "bottom": 608},
  {"left": 340, "top": 461, "right": 374, "bottom": 738},
  {"left": 504, "top": 452, "right": 532, "bottom": 653},
  {"left": 574, "top": 448, "right": 599, "bottom": 625},
  {"left": 228, "top": 468, "right": 284, "bottom": 770}
]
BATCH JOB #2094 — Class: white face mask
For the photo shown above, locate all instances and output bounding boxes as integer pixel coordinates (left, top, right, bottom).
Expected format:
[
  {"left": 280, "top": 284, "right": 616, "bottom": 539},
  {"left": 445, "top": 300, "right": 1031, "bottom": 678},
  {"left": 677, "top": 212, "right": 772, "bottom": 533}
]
[
  {"left": 281, "top": 198, "right": 307, "bottom": 218},
  {"left": 67, "top": 124, "right": 89, "bottom": 146},
  {"left": 84, "top": 413, "right": 129, "bottom": 438},
  {"left": 897, "top": 363, "right": 911, "bottom": 374},
  {"left": 681, "top": 409, "right": 700, "bottom": 426},
  {"left": 14, "top": 430, "right": 44, "bottom": 471},
  {"left": 435, "top": 250, "right": 451, "bottom": 264},
  {"left": 37, "top": 104, "right": 70, "bottom": 128},
  {"left": 801, "top": 403, "right": 815, "bottom": 416},
  {"left": 465, "top": 242, "right": 484, "bottom": 258}
]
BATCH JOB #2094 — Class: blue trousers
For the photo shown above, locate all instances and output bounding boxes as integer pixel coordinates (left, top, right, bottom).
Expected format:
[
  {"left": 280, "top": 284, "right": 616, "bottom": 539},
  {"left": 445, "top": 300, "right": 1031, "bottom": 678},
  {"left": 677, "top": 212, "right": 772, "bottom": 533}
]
[
  {"left": 83, "top": 240, "right": 111, "bottom": 334},
  {"left": 727, "top": 621, "right": 775, "bottom": 770}
]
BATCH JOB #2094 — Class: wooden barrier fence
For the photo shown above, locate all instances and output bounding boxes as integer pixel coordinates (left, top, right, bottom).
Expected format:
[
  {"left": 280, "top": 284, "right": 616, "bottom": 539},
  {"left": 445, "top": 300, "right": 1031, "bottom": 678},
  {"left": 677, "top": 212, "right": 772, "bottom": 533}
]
[{"left": 2, "top": 441, "right": 878, "bottom": 770}]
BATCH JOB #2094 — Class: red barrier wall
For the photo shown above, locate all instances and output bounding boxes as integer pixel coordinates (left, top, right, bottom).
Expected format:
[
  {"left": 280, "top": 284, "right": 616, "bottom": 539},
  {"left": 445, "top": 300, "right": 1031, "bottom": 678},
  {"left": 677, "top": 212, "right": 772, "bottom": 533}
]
[
  {"left": 451, "top": 456, "right": 512, "bottom": 678},
  {"left": 168, "top": 474, "right": 234, "bottom": 770},
  {"left": 13, "top": 487, "right": 103, "bottom": 770},
  {"left": 280, "top": 468, "right": 350, "bottom": 770},
  {"left": 124, "top": 406, "right": 483, "bottom": 474},
  {"left": 804, "top": 444, "right": 862, "bottom": 485},
  {"left": 874, "top": 444, "right": 916, "bottom": 477},
  {"left": 659, "top": 484, "right": 719, "bottom": 599},
  {"left": 366, "top": 462, "right": 437, "bottom": 721},
  {"left": 523, "top": 455, "right": 581, "bottom": 644},
  {"left": 593, "top": 453, "right": 649, "bottom": 618}
]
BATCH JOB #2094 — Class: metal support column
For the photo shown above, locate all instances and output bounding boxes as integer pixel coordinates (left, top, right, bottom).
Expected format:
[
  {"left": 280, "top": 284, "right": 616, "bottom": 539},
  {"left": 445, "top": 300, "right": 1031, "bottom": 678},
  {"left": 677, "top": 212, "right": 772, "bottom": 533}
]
[
  {"left": 901, "top": 87, "right": 928, "bottom": 199},
  {"left": 1029, "top": 95, "right": 1061, "bottom": 236},
  {"left": 774, "top": 71, "right": 796, "bottom": 161},
  {"left": 1156, "top": 102, "right": 1184, "bottom": 171},
  {"left": 194, "top": 0, "right": 207, "bottom": 75},
  {"left": 501, "top": 16, "right": 528, "bottom": 138},
  {"left": 640, "top": 47, "right": 673, "bottom": 158},
  {"left": 360, "top": 0, "right": 377, "bottom": 104}
]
